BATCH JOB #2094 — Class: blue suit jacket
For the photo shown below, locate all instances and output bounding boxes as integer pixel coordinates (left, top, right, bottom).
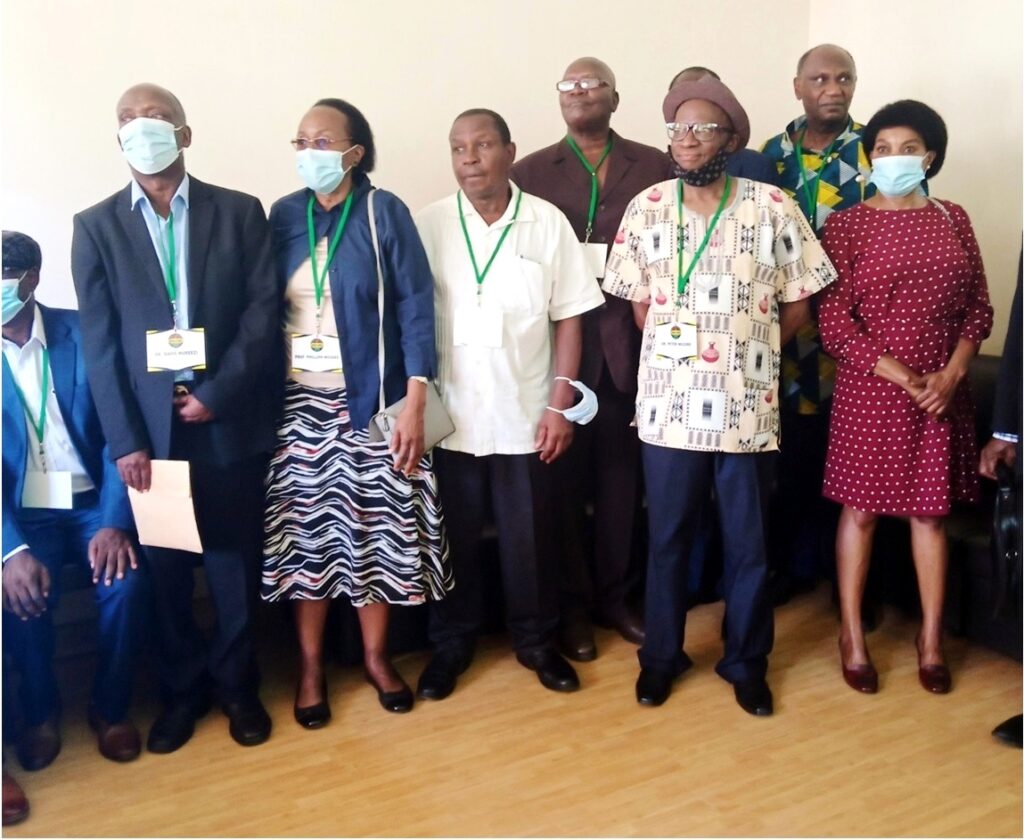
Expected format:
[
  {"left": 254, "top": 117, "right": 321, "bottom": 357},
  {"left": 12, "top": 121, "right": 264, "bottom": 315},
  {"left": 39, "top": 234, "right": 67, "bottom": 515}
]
[
  {"left": 270, "top": 175, "right": 437, "bottom": 430},
  {"left": 2, "top": 305, "right": 133, "bottom": 558}
]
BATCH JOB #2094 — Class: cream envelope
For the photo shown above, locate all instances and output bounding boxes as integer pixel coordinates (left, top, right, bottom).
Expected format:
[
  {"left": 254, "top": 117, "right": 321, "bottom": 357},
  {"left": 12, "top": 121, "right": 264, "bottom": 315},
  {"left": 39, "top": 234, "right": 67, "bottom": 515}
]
[{"left": 128, "top": 460, "right": 203, "bottom": 553}]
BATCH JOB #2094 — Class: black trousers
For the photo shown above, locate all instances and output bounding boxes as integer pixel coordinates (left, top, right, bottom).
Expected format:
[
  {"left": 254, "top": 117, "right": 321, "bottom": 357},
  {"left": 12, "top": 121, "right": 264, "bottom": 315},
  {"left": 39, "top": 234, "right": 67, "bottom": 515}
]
[
  {"left": 143, "top": 432, "right": 267, "bottom": 705},
  {"left": 639, "top": 445, "right": 775, "bottom": 683},
  {"left": 553, "top": 370, "right": 643, "bottom": 614},
  {"left": 428, "top": 449, "right": 559, "bottom": 655}
]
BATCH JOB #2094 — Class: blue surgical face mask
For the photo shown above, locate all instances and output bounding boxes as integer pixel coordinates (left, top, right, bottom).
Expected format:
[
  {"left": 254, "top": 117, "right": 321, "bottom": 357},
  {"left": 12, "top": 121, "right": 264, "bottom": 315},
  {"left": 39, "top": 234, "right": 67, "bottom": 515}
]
[
  {"left": 2, "top": 274, "right": 28, "bottom": 325},
  {"left": 118, "top": 117, "right": 183, "bottom": 175},
  {"left": 868, "top": 154, "right": 927, "bottom": 198},
  {"left": 296, "top": 147, "right": 357, "bottom": 194},
  {"left": 546, "top": 377, "right": 599, "bottom": 425}
]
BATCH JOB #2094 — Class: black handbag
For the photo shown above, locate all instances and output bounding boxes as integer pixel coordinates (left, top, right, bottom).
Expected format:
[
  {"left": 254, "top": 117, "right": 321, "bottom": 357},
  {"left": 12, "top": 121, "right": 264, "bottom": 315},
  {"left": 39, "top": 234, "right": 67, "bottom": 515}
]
[{"left": 991, "top": 461, "right": 1022, "bottom": 619}]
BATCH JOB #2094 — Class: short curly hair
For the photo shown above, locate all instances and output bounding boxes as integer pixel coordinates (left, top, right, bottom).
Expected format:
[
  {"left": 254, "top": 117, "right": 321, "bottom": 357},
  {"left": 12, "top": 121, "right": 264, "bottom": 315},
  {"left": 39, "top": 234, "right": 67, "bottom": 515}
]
[{"left": 862, "top": 99, "right": 948, "bottom": 179}]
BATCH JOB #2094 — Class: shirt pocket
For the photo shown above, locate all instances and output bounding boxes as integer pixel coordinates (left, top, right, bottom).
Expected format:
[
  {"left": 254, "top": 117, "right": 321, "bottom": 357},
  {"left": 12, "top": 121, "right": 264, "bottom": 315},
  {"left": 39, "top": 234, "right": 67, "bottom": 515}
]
[{"left": 500, "top": 255, "right": 547, "bottom": 316}]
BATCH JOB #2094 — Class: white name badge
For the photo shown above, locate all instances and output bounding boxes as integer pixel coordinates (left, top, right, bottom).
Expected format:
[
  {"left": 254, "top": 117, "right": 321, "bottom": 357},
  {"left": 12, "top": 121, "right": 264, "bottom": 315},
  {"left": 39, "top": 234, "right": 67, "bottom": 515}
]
[
  {"left": 291, "top": 334, "right": 343, "bottom": 373},
  {"left": 22, "top": 470, "right": 73, "bottom": 509},
  {"left": 654, "top": 320, "right": 698, "bottom": 360},
  {"left": 146, "top": 329, "right": 207, "bottom": 372},
  {"left": 583, "top": 242, "right": 608, "bottom": 279},
  {"left": 453, "top": 304, "right": 503, "bottom": 348}
]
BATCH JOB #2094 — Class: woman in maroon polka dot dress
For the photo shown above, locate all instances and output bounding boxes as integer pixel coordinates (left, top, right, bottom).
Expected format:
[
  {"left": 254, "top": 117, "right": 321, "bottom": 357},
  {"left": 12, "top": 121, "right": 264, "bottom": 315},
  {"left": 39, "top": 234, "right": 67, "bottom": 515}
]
[{"left": 819, "top": 100, "right": 993, "bottom": 696}]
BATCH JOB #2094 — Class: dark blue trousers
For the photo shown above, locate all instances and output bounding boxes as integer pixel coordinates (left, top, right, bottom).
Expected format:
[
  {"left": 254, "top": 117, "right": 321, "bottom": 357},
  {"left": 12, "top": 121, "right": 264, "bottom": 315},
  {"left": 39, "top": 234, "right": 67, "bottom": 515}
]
[
  {"left": 2, "top": 493, "right": 146, "bottom": 724},
  {"left": 639, "top": 445, "right": 775, "bottom": 683}
]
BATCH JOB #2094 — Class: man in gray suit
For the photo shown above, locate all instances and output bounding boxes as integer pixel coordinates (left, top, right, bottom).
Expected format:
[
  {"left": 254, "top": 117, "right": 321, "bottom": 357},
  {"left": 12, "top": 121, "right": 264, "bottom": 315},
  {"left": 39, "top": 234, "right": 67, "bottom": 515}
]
[{"left": 72, "top": 83, "right": 283, "bottom": 753}]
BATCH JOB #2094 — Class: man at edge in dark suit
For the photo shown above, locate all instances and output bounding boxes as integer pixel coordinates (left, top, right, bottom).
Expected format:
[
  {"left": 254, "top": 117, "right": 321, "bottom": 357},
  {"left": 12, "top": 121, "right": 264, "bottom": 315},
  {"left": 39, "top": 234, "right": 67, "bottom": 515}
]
[{"left": 71, "top": 84, "right": 283, "bottom": 754}]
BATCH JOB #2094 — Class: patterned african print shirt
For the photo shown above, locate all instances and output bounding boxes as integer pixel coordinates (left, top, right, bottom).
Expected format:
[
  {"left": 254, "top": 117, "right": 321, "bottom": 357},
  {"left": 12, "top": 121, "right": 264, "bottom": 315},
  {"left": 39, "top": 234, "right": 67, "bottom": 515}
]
[
  {"left": 760, "top": 115, "right": 872, "bottom": 415},
  {"left": 602, "top": 178, "right": 837, "bottom": 454}
]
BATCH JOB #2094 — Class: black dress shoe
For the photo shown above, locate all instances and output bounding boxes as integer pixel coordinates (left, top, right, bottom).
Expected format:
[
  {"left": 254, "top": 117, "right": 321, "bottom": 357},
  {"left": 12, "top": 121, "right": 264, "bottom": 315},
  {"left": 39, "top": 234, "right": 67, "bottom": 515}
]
[
  {"left": 992, "top": 714, "right": 1023, "bottom": 748},
  {"left": 365, "top": 670, "right": 414, "bottom": 714},
  {"left": 294, "top": 679, "right": 331, "bottom": 729},
  {"left": 557, "top": 608, "right": 597, "bottom": 662},
  {"left": 17, "top": 718, "right": 61, "bottom": 772},
  {"left": 417, "top": 650, "right": 470, "bottom": 701},
  {"left": 595, "top": 604, "right": 645, "bottom": 645},
  {"left": 516, "top": 648, "right": 580, "bottom": 692},
  {"left": 734, "top": 679, "right": 773, "bottom": 717},
  {"left": 635, "top": 668, "right": 674, "bottom": 706},
  {"left": 147, "top": 694, "right": 212, "bottom": 754},
  {"left": 223, "top": 697, "right": 272, "bottom": 747}
]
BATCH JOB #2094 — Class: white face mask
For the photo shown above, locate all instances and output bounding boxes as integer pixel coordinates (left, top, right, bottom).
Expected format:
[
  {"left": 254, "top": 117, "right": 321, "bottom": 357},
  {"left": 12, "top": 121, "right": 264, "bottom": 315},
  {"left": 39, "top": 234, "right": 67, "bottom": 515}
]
[
  {"left": 546, "top": 377, "right": 599, "bottom": 425},
  {"left": 868, "top": 154, "right": 928, "bottom": 198},
  {"left": 118, "top": 117, "right": 183, "bottom": 175},
  {"left": 295, "top": 147, "right": 357, "bottom": 194}
]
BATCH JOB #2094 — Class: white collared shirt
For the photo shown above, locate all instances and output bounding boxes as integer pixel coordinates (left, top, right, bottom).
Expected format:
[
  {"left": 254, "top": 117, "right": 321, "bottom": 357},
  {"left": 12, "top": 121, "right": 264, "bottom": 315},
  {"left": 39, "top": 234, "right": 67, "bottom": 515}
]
[
  {"left": 415, "top": 184, "right": 604, "bottom": 456},
  {"left": 2, "top": 306, "right": 94, "bottom": 491}
]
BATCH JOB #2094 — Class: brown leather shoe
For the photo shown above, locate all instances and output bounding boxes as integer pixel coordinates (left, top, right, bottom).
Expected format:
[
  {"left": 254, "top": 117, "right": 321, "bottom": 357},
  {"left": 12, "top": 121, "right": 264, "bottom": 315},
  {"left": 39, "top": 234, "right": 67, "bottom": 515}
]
[
  {"left": 16, "top": 719, "right": 61, "bottom": 772},
  {"left": 595, "top": 604, "right": 645, "bottom": 645},
  {"left": 89, "top": 711, "right": 141, "bottom": 763},
  {"left": 842, "top": 661, "right": 879, "bottom": 694},
  {"left": 2, "top": 770, "right": 29, "bottom": 826},
  {"left": 918, "top": 663, "right": 952, "bottom": 694}
]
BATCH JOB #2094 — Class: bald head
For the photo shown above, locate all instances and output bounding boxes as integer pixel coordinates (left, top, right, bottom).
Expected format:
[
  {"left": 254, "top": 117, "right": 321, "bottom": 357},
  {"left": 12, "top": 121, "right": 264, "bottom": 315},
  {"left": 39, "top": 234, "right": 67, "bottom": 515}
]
[
  {"left": 796, "top": 44, "right": 855, "bottom": 76},
  {"left": 563, "top": 57, "right": 616, "bottom": 91},
  {"left": 116, "top": 83, "right": 187, "bottom": 126}
]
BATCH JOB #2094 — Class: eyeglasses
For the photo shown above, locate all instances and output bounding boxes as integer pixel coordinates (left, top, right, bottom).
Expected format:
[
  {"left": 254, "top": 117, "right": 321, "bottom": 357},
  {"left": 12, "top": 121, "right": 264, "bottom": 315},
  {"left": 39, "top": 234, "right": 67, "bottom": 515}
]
[
  {"left": 665, "top": 122, "right": 731, "bottom": 142},
  {"left": 290, "top": 137, "right": 354, "bottom": 151},
  {"left": 556, "top": 78, "right": 610, "bottom": 93}
]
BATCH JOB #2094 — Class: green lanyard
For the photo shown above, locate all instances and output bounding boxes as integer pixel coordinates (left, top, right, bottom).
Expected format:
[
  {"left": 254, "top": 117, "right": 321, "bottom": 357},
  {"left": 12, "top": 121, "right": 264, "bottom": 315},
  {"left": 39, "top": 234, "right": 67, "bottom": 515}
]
[
  {"left": 565, "top": 135, "right": 613, "bottom": 242},
  {"left": 457, "top": 187, "right": 523, "bottom": 300},
  {"left": 157, "top": 213, "right": 179, "bottom": 326},
  {"left": 4, "top": 348, "right": 50, "bottom": 458},
  {"left": 794, "top": 131, "right": 840, "bottom": 232},
  {"left": 306, "top": 192, "right": 354, "bottom": 328},
  {"left": 676, "top": 175, "right": 731, "bottom": 306}
]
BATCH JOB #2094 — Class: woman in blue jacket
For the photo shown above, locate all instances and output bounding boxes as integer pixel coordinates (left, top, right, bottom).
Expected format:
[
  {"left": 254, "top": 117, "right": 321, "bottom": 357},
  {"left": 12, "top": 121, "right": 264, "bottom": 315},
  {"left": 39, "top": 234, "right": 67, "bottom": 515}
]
[{"left": 262, "top": 99, "right": 450, "bottom": 726}]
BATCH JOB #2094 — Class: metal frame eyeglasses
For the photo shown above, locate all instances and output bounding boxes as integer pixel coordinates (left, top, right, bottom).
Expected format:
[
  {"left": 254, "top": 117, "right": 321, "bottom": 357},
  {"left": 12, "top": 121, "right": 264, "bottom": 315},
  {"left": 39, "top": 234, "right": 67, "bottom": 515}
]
[
  {"left": 290, "top": 137, "right": 354, "bottom": 151},
  {"left": 556, "top": 78, "right": 610, "bottom": 92},
  {"left": 665, "top": 122, "right": 731, "bottom": 142}
]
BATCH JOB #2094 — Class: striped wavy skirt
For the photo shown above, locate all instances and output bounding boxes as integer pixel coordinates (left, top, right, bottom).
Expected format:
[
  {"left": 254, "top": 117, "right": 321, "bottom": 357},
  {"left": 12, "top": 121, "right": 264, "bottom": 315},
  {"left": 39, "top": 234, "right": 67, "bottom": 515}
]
[{"left": 261, "top": 381, "right": 452, "bottom": 605}]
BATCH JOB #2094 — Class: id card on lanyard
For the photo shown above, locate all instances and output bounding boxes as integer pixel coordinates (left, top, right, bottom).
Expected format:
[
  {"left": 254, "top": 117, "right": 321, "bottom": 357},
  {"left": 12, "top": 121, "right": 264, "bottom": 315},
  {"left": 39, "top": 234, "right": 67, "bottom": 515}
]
[
  {"left": 566, "top": 135, "right": 613, "bottom": 278},
  {"left": 3, "top": 349, "right": 73, "bottom": 509}
]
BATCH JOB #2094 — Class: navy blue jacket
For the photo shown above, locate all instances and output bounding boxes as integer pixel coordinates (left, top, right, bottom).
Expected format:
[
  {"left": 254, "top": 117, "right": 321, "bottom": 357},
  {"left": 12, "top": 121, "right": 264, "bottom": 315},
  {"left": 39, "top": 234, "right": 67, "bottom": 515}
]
[
  {"left": 269, "top": 176, "right": 437, "bottom": 429},
  {"left": 3, "top": 305, "right": 133, "bottom": 557}
]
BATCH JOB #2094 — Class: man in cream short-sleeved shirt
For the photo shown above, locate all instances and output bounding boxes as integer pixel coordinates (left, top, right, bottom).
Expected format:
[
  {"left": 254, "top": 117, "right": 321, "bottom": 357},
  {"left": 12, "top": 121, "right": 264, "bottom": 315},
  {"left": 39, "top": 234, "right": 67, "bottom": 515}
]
[{"left": 415, "top": 109, "right": 604, "bottom": 700}]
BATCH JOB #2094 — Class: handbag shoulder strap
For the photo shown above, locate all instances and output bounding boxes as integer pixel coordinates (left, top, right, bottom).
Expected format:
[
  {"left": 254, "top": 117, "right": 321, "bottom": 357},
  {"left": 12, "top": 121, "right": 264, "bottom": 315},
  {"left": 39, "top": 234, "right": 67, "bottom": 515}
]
[
  {"left": 367, "top": 188, "right": 386, "bottom": 413},
  {"left": 927, "top": 195, "right": 954, "bottom": 226}
]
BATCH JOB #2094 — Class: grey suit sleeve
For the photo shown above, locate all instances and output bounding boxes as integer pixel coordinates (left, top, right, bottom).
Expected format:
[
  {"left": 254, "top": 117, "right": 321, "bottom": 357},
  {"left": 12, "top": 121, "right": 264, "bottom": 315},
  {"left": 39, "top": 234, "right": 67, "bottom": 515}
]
[{"left": 71, "top": 213, "right": 153, "bottom": 461}]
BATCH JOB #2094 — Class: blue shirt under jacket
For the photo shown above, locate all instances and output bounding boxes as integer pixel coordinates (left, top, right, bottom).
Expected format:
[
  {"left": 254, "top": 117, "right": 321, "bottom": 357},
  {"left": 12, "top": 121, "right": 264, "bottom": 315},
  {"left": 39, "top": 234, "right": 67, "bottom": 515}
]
[{"left": 269, "top": 175, "right": 437, "bottom": 430}]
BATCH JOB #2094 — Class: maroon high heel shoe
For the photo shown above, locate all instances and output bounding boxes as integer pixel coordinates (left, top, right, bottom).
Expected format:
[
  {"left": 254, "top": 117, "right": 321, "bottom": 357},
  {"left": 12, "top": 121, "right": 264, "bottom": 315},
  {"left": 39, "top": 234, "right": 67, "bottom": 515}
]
[
  {"left": 839, "top": 639, "right": 878, "bottom": 694},
  {"left": 916, "top": 637, "right": 951, "bottom": 694}
]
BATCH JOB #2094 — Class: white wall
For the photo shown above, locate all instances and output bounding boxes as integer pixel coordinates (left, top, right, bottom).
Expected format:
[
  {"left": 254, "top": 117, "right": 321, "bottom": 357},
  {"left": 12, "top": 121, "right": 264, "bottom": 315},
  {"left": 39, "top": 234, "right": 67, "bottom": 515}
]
[
  {"left": 2, "top": 0, "right": 1020, "bottom": 352},
  {"left": 808, "top": 0, "right": 1023, "bottom": 352}
]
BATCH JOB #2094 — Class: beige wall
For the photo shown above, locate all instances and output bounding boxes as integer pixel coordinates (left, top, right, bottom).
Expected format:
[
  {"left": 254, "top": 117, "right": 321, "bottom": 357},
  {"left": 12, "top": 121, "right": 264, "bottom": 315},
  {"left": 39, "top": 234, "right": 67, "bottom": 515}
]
[{"left": 2, "top": 0, "right": 1020, "bottom": 352}]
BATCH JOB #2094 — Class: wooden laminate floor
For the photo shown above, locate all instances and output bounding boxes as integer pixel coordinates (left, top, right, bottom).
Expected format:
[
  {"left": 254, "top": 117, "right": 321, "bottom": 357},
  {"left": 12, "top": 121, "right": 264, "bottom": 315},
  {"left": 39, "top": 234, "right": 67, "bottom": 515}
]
[{"left": 5, "top": 586, "right": 1022, "bottom": 837}]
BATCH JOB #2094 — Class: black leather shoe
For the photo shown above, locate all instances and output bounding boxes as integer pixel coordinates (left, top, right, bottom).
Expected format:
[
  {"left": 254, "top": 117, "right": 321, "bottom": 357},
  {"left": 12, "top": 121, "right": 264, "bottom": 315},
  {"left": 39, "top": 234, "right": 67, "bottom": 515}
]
[
  {"left": 294, "top": 679, "right": 331, "bottom": 729},
  {"left": 734, "top": 679, "right": 773, "bottom": 717},
  {"left": 557, "top": 608, "right": 597, "bottom": 662},
  {"left": 147, "top": 694, "right": 212, "bottom": 754},
  {"left": 992, "top": 714, "right": 1023, "bottom": 748},
  {"left": 516, "top": 648, "right": 580, "bottom": 692},
  {"left": 17, "top": 718, "right": 61, "bottom": 771},
  {"left": 595, "top": 604, "right": 645, "bottom": 645},
  {"left": 223, "top": 697, "right": 272, "bottom": 747},
  {"left": 417, "top": 650, "right": 470, "bottom": 701},
  {"left": 365, "top": 670, "right": 414, "bottom": 714},
  {"left": 635, "top": 668, "right": 673, "bottom": 706}
]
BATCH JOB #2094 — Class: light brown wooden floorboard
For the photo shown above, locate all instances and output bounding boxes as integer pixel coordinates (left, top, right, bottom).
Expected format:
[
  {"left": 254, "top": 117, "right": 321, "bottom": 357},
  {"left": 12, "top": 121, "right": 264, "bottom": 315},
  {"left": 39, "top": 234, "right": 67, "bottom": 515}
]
[{"left": 5, "top": 586, "right": 1021, "bottom": 837}]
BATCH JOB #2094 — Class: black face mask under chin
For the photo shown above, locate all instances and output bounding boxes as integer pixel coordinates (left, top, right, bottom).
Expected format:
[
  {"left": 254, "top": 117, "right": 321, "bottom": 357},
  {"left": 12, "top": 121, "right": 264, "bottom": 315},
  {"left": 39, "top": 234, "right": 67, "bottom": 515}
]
[{"left": 671, "top": 147, "right": 730, "bottom": 186}]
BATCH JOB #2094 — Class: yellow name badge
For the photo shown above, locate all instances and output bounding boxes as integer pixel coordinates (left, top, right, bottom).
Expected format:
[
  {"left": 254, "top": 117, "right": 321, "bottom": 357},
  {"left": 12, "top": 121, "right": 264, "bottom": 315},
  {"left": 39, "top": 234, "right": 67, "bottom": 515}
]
[
  {"left": 146, "top": 328, "right": 207, "bottom": 372},
  {"left": 654, "top": 320, "right": 698, "bottom": 361},
  {"left": 22, "top": 470, "right": 73, "bottom": 509},
  {"left": 291, "top": 333, "right": 343, "bottom": 373}
]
